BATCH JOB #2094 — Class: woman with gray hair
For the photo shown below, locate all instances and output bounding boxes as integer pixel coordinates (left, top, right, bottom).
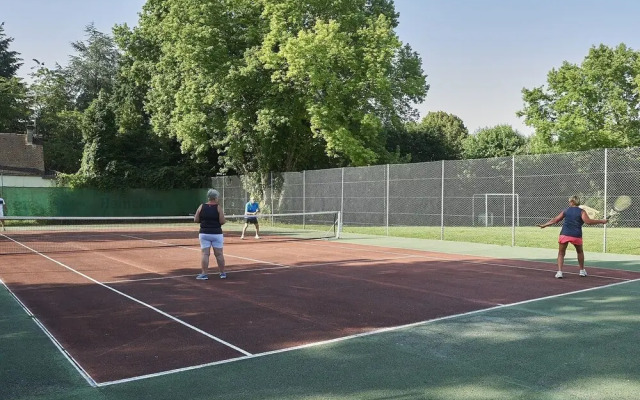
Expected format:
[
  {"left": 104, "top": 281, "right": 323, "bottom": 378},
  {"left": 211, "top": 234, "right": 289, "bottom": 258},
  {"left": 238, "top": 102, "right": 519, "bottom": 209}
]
[
  {"left": 538, "top": 195, "right": 608, "bottom": 278},
  {"left": 193, "top": 189, "right": 227, "bottom": 280}
]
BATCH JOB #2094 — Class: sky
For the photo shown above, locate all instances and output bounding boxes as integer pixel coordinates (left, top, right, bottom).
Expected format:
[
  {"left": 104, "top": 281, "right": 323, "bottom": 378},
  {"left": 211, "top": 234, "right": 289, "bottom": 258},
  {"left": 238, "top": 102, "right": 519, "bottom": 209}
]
[{"left": 2, "top": 0, "right": 640, "bottom": 136}]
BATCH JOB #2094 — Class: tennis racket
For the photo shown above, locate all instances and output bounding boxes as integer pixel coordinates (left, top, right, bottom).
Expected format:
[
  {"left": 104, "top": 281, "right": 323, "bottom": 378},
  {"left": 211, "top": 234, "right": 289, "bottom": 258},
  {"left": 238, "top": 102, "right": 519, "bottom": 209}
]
[{"left": 607, "top": 195, "right": 632, "bottom": 219}]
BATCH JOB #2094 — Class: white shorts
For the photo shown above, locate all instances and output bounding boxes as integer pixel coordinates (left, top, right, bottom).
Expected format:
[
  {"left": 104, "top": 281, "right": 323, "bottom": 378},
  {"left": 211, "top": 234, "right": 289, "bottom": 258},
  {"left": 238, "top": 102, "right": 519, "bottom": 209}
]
[{"left": 199, "top": 233, "right": 223, "bottom": 249}]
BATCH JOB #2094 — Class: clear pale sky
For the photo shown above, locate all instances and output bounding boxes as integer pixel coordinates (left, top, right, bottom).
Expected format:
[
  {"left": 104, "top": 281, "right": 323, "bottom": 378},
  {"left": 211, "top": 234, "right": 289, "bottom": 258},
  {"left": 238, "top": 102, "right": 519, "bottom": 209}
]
[{"left": 2, "top": 0, "right": 640, "bottom": 135}]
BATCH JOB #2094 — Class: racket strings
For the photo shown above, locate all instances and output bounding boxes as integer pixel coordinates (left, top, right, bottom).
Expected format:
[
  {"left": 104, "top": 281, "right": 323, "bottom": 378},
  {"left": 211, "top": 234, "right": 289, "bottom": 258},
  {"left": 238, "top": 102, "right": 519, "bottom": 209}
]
[{"left": 613, "top": 195, "right": 632, "bottom": 211}]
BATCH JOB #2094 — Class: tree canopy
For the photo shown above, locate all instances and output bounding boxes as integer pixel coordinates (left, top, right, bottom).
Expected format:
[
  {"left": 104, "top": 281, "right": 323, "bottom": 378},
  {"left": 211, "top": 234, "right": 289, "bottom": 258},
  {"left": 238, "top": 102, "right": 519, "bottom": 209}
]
[
  {"left": 462, "top": 124, "right": 527, "bottom": 159},
  {"left": 120, "top": 0, "right": 428, "bottom": 177},
  {"left": 0, "top": 22, "right": 29, "bottom": 132},
  {"left": 0, "top": 22, "right": 22, "bottom": 78},
  {"left": 518, "top": 43, "right": 640, "bottom": 153},
  {"left": 386, "top": 111, "right": 468, "bottom": 162}
]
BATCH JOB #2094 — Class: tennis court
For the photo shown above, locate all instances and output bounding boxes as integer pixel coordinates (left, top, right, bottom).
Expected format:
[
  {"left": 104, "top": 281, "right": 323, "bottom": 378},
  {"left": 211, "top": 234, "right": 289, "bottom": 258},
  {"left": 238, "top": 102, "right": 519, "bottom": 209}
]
[{"left": 2, "top": 216, "right": 640, "bottom": 398}]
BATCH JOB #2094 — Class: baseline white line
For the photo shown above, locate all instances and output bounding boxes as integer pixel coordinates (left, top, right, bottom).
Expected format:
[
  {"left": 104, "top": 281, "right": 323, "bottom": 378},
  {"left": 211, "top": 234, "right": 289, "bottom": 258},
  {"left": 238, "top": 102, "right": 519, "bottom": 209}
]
[
  {"left": 1, "top": 235, "right": 252, "bottom": 357},
  {"left": 0, "top": 278, "right": 97, "bottom": 387},
  {"left": 97, "top": 276, "right": 640, "bottom": 387},
  {"left": 291, "top": 240, "right": 635, "bottom": 281}
]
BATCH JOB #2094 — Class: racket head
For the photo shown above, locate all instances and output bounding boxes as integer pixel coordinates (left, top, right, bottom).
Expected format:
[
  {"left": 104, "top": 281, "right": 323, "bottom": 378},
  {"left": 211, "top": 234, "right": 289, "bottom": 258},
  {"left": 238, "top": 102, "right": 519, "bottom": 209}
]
[{"left": 613, "top": 195, "right": 632, "bottom": 212}]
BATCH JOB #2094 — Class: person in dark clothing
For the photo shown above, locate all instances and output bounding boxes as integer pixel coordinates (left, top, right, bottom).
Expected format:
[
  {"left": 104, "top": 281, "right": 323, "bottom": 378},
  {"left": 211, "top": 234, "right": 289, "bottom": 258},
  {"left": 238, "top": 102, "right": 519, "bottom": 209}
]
[
  {"left": 194, "top": 189, "right": 227, "bottom": 280},
  {"left": 538, "top": 195, "right": 608, "bottom": 278}
]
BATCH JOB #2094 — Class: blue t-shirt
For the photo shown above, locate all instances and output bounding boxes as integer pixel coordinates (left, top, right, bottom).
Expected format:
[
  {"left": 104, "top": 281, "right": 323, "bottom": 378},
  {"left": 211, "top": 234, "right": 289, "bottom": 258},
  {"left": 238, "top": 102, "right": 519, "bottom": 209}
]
[
  {"left": 245, "top": 201, "right": 259, "bottom": 214},
  {"left": 560, "top": 206, "right": 584, "bottom": 238}
]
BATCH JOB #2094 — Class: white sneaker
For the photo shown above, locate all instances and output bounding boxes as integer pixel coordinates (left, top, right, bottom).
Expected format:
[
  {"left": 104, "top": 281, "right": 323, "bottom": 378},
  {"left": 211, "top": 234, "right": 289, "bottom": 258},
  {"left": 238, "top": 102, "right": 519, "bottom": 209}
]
[
  {"left": 555, "top": 271, "right": 563, "bottom": 279},
  {"left": 240, "top": 236, "right": 245, "bottom": 240},
  {"left": 255, "top": 235, "right": 261, "bottom": 239},
  {"left": 579, "top": 269, "right": 587, "bottom": 277}
]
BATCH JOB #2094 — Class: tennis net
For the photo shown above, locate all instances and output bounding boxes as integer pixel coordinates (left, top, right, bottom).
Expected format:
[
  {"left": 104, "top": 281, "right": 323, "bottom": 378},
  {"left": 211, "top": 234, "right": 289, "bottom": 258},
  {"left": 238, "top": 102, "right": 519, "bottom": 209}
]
[{"left": 0, "top": 211, "right": 341, "bottom": 255}]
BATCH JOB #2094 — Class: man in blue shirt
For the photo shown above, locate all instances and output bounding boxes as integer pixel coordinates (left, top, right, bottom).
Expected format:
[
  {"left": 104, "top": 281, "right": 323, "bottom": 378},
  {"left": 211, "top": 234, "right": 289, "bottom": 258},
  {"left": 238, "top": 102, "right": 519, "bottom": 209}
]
[{"left": 241, "top": 197, "right": 260, "bottom": 239}]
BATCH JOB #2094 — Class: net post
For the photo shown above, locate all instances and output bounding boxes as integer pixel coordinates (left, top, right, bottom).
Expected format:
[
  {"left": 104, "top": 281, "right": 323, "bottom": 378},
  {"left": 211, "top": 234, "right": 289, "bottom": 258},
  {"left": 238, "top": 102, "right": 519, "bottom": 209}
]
[
  {"left": 603, "top": 148, "right": 608, "bottom": 253},
  {"left": 336, "top": 211, "right": 342, "bottom": 239},
  {"left": 302, "top": 170, "right": 306, "bottom": 229}
]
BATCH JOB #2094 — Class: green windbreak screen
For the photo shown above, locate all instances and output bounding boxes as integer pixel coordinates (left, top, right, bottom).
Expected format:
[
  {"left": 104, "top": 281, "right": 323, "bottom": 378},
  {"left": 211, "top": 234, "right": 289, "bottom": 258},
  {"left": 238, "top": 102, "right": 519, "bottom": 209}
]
[{"left": 2, "top": 187, "right": 208, "bottom": 216}]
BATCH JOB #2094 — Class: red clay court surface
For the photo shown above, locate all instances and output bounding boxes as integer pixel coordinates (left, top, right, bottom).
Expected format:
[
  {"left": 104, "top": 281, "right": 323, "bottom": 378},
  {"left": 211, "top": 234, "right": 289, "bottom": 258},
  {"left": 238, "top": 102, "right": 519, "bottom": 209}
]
[{"left": 1, "top": 234, "right": 639, "bottom": 385}]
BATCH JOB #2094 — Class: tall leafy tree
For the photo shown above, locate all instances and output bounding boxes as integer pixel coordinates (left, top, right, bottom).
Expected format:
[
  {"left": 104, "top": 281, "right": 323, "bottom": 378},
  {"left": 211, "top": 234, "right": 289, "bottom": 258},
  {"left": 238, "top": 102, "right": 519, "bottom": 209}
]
[
  {"left": 518, "top": 43, "right": 640, "bottom": 152},
  {"left": 462, "top": 124, "right": 527, "bottom": 159},
  {"left": 387, "top": 111, "right": 468, "bottom": 162},
  {"left": 67, "top": 23, "right": 120, "bottom": 111},
  {"left": 418, "top": 111, "right": 469, "bottom": 159},
  {"left": 0, "top": 22, "right": 29, "bottom": 132},
  {"left": 121, "top": 0, "right": 428, "bottom": 180},
  {"left": 29, "top": 64, "right": 82, "bottom": 172},
  {"left": 0, "top": 76, "right": 30, "bottom": 132},
  {"left": 0, "top": 22, "right": 22, "bottom": 78}
]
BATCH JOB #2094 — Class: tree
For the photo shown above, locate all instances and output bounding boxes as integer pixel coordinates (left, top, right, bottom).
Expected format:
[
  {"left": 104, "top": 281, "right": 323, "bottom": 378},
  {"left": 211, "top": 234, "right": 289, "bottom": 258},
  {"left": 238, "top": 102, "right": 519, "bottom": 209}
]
[
  {"left": 121, "top": 0, "right": 428, "bottom": 180},
  {"left": 0, "top": 23, "right": 29, "bottom": 131},
  {"left": 387, "top": 112, "right": 468, "bottom": 162},
  {"left": 29, "top": 63, "right": 82, "bottom": 172},
  {"left": 0, "top": 22, "right": 22, "bottom": 78},
  {"left": 518, "top": 43, "right": 640, "bottom": 152},
  {"left": 462, "top": 124, "right": 527, "bottom": 159},
  {"left": 418, "top": 111, "right": 469, "bottom": 159},
  {"left": 67, "top": 23, "right": 120, "bottom": 111}
]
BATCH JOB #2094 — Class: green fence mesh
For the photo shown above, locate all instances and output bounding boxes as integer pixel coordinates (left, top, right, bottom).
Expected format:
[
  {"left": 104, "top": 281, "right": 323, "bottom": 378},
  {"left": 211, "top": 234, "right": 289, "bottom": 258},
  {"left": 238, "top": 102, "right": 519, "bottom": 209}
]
[{"left": 1, "top": 187, "right": 208, "bottom": 217}]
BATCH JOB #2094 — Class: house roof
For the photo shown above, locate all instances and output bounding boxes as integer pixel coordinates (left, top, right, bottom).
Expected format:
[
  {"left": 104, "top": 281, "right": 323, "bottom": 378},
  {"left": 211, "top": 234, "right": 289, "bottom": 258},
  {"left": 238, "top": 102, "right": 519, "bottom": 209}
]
[{"left": 0, "top": 132, "right": 45, "bottom": 176}]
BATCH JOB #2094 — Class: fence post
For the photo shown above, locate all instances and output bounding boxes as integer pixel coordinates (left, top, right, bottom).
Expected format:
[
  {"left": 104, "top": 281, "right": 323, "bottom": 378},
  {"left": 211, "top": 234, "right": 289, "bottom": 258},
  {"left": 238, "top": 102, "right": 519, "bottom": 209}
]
[
  {"left": 440, "top": 160, "right": 445, "bottom": 240},
  {"left": 221, "top": 176, "right": 225, "bottom": 211},
  {"left": 270, "top": 171, "right": 274, "bottom": 224},
  {"left": 341, "top": 167, "right": 345, "bottom": 234},
  {"left": 386, "top": 164, "right": 390, "bottom": 236},
  {"left": 302, "top": 170, "right": 306, "bottom": 228},
  {"left": 512, "top": 155, "right": 516, "bottom": 246},
  {"left": 603, "top": 148, "right": 608, "bottom": 253}
]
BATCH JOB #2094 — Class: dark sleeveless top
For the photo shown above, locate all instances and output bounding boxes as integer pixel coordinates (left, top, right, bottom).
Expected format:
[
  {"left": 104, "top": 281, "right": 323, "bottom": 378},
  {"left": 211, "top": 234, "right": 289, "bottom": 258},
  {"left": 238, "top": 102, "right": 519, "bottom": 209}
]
[
  {"left": 560, "top": 206, "right": 584, "bottom": 238},
  {"left": 199, "top": 203, "right": 222, "bottom": 234}
]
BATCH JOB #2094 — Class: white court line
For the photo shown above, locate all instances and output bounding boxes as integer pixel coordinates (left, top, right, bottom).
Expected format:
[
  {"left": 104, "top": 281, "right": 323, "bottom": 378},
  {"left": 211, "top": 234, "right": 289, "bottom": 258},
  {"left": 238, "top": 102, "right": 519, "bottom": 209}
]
[
  {"left": 103, "top": 254, "right": 419, "bottom": 284},
  {"left": 6, "top": 232, "right": 636, "bottom": 386},
  {"left": 120, "top": 234, "right": 633, "bottom": 282},
  {"left": 0, "top": 277, "right": 97, "bottom": 387},
  {"left": 1, "top": 235, "right": 253, "bottom": 358},
  {"left": 97, "top": 275, "right": 640, "bottom": 387},
  {"left": 109, "top": 234, "right": 418, "bottom": 283},
  {"left": 290, "top": 240, "right": 635, "bottom": 281}
]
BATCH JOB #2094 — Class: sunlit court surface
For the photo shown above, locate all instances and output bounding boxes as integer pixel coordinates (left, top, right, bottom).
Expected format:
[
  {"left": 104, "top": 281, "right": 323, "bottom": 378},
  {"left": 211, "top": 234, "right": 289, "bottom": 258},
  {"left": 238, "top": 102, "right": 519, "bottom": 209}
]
[{"left": 2, "top": 218, "right": 640, "bottom": 391}]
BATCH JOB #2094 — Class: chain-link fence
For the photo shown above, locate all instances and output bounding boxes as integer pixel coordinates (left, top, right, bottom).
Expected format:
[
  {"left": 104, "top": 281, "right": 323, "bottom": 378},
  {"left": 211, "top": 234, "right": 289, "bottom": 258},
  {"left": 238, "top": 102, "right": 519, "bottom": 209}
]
[{"left": 212, "top": 148, "right": 640, "bottom": 254}]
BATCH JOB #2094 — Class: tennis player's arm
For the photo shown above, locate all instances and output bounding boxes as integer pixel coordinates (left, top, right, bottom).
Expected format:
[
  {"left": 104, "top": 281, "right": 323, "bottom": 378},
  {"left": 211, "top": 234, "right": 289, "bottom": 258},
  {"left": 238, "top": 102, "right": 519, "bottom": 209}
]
[
  {"left": 194, "top": 205, "right": 202, "bottom": 223},
  {"left": 218, "top": 207, "right": 226, "bottom": 225},
  {"left": 581, "top": 210, "right": 608, "bottom": 225},
  {"left": 538, "top": 212, "right": 564, "bottom": 228}
]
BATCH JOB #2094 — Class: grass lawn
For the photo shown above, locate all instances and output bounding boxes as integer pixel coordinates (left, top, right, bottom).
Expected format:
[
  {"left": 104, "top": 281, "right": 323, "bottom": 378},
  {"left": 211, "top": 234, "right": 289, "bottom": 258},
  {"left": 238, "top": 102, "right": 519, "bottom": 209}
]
[{"left": 343, "top": 225, "right": 640, "bottom": 255}]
